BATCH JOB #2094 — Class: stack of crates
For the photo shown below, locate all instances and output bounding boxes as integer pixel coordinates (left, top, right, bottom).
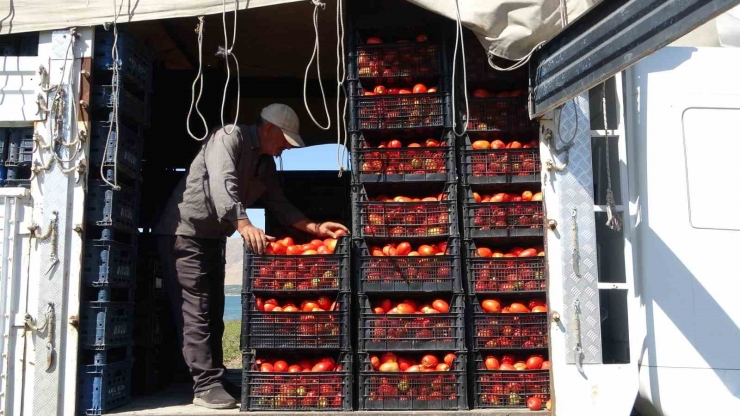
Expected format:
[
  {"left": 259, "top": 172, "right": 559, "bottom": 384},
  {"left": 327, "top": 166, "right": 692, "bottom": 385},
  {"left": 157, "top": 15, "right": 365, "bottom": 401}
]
[
  {"left": 0, "top": 127, "right": 34, "bottom": 187},
  {"left": 457, "top": 34, "right": 551, "bottom": 409},
  {"left": 348, "top": 2, "right": 467, "bottom": 410},
  {"left": 77, "top": 26, "right": 153, "bottom": 416},
  {"left": 240, "top": 236, "right": 352, "bottom": 411}
]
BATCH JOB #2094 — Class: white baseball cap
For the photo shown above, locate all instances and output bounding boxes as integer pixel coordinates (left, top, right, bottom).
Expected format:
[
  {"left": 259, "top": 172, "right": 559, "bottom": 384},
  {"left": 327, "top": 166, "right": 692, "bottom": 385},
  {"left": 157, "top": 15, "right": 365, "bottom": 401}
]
[{"left": 260, "top": 103, "right": 305, "bottom": 148}]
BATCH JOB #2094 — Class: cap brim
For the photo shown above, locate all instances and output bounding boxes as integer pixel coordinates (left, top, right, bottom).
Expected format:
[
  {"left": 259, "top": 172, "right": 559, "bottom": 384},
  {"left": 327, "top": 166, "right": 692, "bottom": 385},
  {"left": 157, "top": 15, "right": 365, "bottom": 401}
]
[{"left": 282, "top": 129, "right": 305, "bottom": 148}]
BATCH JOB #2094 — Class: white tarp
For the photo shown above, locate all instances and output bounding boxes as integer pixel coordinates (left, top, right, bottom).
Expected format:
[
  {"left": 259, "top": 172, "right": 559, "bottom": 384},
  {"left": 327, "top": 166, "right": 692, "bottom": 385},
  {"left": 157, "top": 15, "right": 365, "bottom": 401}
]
[
  {"left": 407, "top": 0, "right": 599, "bottom": 61},
  {"left": 0, "top": 0, "right": 301, "bottom": 35}
]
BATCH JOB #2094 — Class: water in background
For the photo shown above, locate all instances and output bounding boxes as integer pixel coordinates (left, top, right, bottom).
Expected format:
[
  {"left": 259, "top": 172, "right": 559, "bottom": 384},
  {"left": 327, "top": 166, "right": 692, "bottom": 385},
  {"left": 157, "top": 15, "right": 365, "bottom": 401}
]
[{"left": 224, "top": 295, "right": 242, "bottom": 322}]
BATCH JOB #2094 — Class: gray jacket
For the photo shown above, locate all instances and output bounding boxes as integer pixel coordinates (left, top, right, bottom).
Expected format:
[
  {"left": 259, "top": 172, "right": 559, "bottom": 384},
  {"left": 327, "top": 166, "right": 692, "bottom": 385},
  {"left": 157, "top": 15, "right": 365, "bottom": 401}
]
[{"left": 153, "top": 124, "right": 306, "bottom": 239}]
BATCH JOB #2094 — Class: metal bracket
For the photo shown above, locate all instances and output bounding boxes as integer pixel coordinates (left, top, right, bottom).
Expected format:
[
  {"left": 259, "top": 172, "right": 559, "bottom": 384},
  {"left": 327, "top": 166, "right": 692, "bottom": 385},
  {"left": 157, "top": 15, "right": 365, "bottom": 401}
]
[
  {"left": 24, "top": 303, "right": 56, "bottom": 371},
  {"left": 29, "top": 210, "right": 60, "bottom": 275}
]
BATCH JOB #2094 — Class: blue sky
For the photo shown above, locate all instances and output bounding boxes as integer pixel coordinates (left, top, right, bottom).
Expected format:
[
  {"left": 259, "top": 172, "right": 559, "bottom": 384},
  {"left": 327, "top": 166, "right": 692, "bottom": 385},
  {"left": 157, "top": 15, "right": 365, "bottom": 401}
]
[{"left": 231, "top": 144, "right": 348, "bottom": 238}]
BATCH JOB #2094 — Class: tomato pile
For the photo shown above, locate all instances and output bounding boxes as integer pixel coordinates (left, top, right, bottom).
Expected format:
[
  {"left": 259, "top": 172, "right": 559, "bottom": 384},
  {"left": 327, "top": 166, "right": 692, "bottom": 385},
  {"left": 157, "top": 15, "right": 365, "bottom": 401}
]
[
  {"left": 264, "top": 234, "right": 345, "bottom": 256},
  {"left": 470, "top": 255, "right": 546, "bottom": 293},
  {"left": 363, "top": 194, "right": 452, "bottom": 237},
  {"left": 371, "top": 298, "right": 449, "bottom": 314},
  {"left": 363, "top": 298, "right": 459, "bottom": 349},
  {"left": 473, "top": 190, "right": 542, "bottom": 203},
  {"left": 357, "top": 34, "right": 438, "bottom": 79},
  {"left": 248, "top": 355, "right": 348, "bottom": 410},
  {"left": 469, "top": 191, "right": 543, "bottom": 233},
  {"left": 359, "top": 138, "right": 448, "bottom": 175},
  {"left": 475, "top": 301, "right": 548, "bottom": 349},
  {"left": 372, "top": 241, "right": 449, "bottom": 256},
  {"left": 476, "top": 246, "right": 544, "bottom": 258},
  {"left": 469, "top": 148, "right": 540, "bottom": 178},
  {"left": 363, "top": 83, "right": 437, "bottom": 96},
  {"left": 255, "top": 296, "right": 336, "bottom": 313},
  {"left": 477, "top": 354, "right": 551, "bottom": 409},
  {"left": 370, "top": 352, "right": 455, "bottom": 372},
  {"left": 362, "top": 242, "right": 453, "bottom": 288}
]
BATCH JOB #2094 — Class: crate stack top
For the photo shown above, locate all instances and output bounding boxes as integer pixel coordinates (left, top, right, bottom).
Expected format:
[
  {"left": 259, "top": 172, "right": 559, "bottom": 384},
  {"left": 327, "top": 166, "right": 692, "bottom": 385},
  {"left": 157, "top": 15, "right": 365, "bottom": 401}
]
[{"left": 0, "top": 127, "right": 34, "bottom": 188}]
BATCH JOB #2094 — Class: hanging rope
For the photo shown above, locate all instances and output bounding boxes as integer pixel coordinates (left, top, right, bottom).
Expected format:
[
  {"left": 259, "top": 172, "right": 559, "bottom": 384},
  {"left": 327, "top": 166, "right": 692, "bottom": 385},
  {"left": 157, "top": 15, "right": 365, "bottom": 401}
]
[
  {"left": 545, "top": 98, "right": 579, "bottom": 172},
  {"left": 217, "top": 0, "right": 241, "bottom": 135},
  {"left": 100, "top": 0, "right": 124, "bottom": 190},
  {"left": 601, "top": 83, "right": 623, "bottom": 232},
  {"left": 334, "top": 0, "right": 348, "bottom": 175},
  {"left": 303, "top": 0, "right": 331, "bottom": 130},
  {"left": 451, "top": 0, "right": 469, "bottom": 137},
  {"left": 187, "top": 16, "right": 209, "bottom": 141}
]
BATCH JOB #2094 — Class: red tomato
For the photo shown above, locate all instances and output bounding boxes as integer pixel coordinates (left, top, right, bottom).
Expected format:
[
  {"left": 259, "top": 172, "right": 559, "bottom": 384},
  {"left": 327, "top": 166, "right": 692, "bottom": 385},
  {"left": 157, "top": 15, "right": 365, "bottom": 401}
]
[
  {"left": 370, "top": 355, "right": 380, "bottom": 370},
  {"left": 302, "top": 250, "right": 318, "bottom": 256},
  {"left": 473, "top": 192, "right": 482, "bottom": 203},
  {"left": 519, "top": 248, "right": 538, "bottom": 258},
  {"left": 501, "top": 355, "right": 516, "bottom": 365},
  {"left": 532, "top": 306, "right": 548, "bottom": 313},
  {"left": 425, "top": 138, "right": 440, "bottom": 147},
  {"left": 527, "top": 397, "right": 543, "bottom": 411},
  {"left": 288, "top": 365, "right": 302, "bottom": 373},
  {"left": 485, "top": 356, "right": 500, "bottom": 370},
  {"left": 399, "top": 89, "right": 412, "bottom": 94},
  {"left": 387, "top": 88, "right": 400, "bottom": 95},
  {"left": 270, "top": 242, "right": 287, "bottom": 255},
  {"left": 317, "top": 296, "right": 332, "bottom": 310},
  {"left": 286, "top": 245, "right": 303, "bottom": 255},
  {"left": 428, "top": 87, "right": 437, "bottom": 93},
  {"left": 405, "top": 365, "right": 421, "bottom": 372},
  {"left": 472, "top": 89, "right": 490, "bottom": 98},
  {"left": 491, "top": 140, "right": 506, "bottom": 149},
  {"left": 437, "top": 241, "right": 448, "bottom": 253},
  {"left": 541, "top": 361, "right": 551, "bottom": 370},
  {"left": 301, "top": 301, "right": 319, "bottom": 312},
  {"left": 436, "top": 363, "right": 450, "bottom": 371},
  {"left": 415, "top": 34, "right": 428, "bottom": 42},
  {"left": 509, "top": 303, "right": 530, "bottom": 313},
  {"left": 396, "top": 242, "right": 412, "bottom": 256},
  {"left": 513, "top": 362, "right": 528, "bottom": 371},
  {"left": 421, "top": 354, "right": 439, "bottom": 368},
  {"left": 397, "top": 357, "right": 414, "bottom": 372},
  {"left": 281, "top": 237, "right": 294, "bottom": 247},
  {"left": 316, "top": 246, "right": 330, "bottom": 254},
  {"left": 334, "top": 229, "right": 347, "bottom": 237},
  {"left": 477, "top": 247, "right": 493, "bottom": 258},
  {"left": 418, "top": 245, "right": 435, "bottom": 256},
  {"left": 374, "top": 85, "right": 387, "bottom": 95},
  {"left": 432, "top": 299, "right": 450, "bottom": 313},
  {"left": 256, "top": 297, "right": 265, "bottom": 311},
  {"left": 381, "top": 352, "right": 397, "bottom": 364},
  {"left": 522, "top": 191, "right": 533, "bottom": 201},
  {"left": 259, "top": 363, "right": 274, "bottom": 372},
  {"left": 273, "top": 360, "right": 288, "bottom": 372},
  {"left": 546, "top": 399, "right": 552, "bottom": 410},
  {"left": 499, "top": 363, "right": 516, "bottom": 371},
  {"left": 532, "top": 192, "right": 543, "bottom": 201},
  {"left": 526, "top": 356, "right": 544, "bottom": 370},
  {"left": 472, "top": 140, "right": 490, "bottom": 150},
  {"left": 312, "top": 361, "right": 334, "bottom": 372},
  {"left": 388, "top": 140, "right": 402, "bottom": 148},
  {"left": 396, "top": 303, "right": 415, "bottom": 314},
  {"left": 263, "top": 304, "right": 277, "bottom": 312},
  {"left": 366, "top": 37, "right": 383, "bottom": 44},
  {"left": 509, "top": 247, "right": 525, "bottom": 256},
  {"left": 412, "top": 83, "right": 428, "bottom": 94},
  {"left": 373, "top": 307, "right": 385, "bottom": 314},
  {"left": 481, "top": 299, "right": 501, "bottom": 313},
  {"left": 509, "top": 141, "right": 522, "bottom": 149},
  {"left": 379, "top": 299, "right": 392, "bottom": 313},
  {"left": 444, "top": 353, "right": 456, "bottom": 367}
]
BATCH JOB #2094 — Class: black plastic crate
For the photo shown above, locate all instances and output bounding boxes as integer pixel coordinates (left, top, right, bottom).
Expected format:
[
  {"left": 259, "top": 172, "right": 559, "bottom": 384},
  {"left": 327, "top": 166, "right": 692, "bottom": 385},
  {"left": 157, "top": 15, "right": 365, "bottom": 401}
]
[
  {"left": 89, "top": 122, "right": 143, "bottom": 180},
  {"left": 243, "top": 236, "right": 350, "bottom": 293},
  {"left": 91, "top": 86, "right": 150, "bottom": 127},
  {"left": 83, "top": 239, "right": 136, "bottom": 287},
  {"left": 133, "top": 298, "right": 164, "bottom": 347},
  {"left": 5, "top": 128, "right": 33, "bottom": 166},
  {"left": 473, "top": 353, "right": 550, "bottom": 409},
  {"left": 359, "top": 352, "right": 467, "bottom": 410},
  {"left": 241, "top": 292, "right": 349, "bottom": 350},
  {"left": 79, "top": 301, "right": 134, "bottom": 350},
  {"left": 351, "top": 91, "right": 451, "bottom": 131},
  {"left": 352, "top": 41, "right": 442, "bottom": 82},
  {"left": 466, "top": 242, "right": 546, "bottom": 294},
  {"left": 463, "top": 195, "right": 543, "bottom": 238},
  {"left": 358, "top": 294, "right": 464, "bottom": 351},
  {"left": 460, "top": 141, "right": 541, "bottom": 185},
  {"left": 351, "top": 131, "right": 456, "bottom": 183},
  {"left": 94, "top": 28, "right": 154, "bottom": 94},
  {"left": 3, "top": 166, "right": 31, "bottom": 188},
  {"left": 86, "top": 181, "right": 140, "bottom": 233},
  {"left": 0, "top": 129, "right": 10, "bottom": 166},
  {"left": 471, "top": 299, "right": 548, "bottom": 350},
  {"left": 354, "top": 183, "right": 458, "bottom": 239},
  {"left": 464, "top": 95, "right": 536, "bottom": 133},
  {"left": 132, "top": 345, "right": 164, "bottom": 395},
  {"left": 77, "top": 348, "right": 132, "bottom": 415},
  {"left": 355, "top": 238, "right": 463, "bottom": 293},
  {"left": 241, "top": 350, "right": 352, "bottom": 412}
]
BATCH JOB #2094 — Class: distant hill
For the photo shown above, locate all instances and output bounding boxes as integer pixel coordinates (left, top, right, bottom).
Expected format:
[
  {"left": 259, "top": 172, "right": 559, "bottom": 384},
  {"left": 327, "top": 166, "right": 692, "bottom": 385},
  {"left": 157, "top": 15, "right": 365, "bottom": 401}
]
[{"left": 225, "top": 237, "right": 243, "bottom": 286}]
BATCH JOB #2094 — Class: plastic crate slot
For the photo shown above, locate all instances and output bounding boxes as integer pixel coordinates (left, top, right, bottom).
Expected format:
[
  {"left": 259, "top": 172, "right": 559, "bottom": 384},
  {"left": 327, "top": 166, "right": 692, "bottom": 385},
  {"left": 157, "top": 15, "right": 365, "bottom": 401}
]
[
  {"left": 89, "top": 122, "right": 143, "bottom": 180},
  {"left": 358, "top": 294, "right": 465, "bottom": 351},
  {"left": 243, "top": 236, "right": 350, "bottom": 292},
  {"left": 465, "top": 96, "right": 537, "bottom": 133},
  {"left": 86, "top": 181, "right": 140, "bottom": 233},
  {"left": 241, "top": 292, "right": 349, "bottom": 350},
  {"left": 465, "top": 201, "right": 544, "bottom": 238},
  {"left": 359, "top": 352, "right": 467, "bottom": 410},
  {"left": 78, "top": 353, "right": 132, "bottom": 416},
  {"left": 4, "top": 128, "right": 34, "bottom": 166},
  {"left": 471, "top": 297, "right": 549, "bottom": 350},
  {"left": 241, "top": 350, "right": 352, "bottom": 412},
  {"left": 473, "top": 353, "right": 550, "bottom": 409},
  {"left": 357, "top": 184, "right": 458, "bottom": 239},
  {"left": 83, "top": 240, "right": 137, "bottom": 287},
  {"left": 355, "top": 237, "right": 463, "bottom": 293},
  {"left": 354, "top": 92, "right": 449, "bottom": 131},
  {"left": 79, "top": 302, "right": 134, "bottom": 350},
  {"left": 461, "top": 146, "right": 542, "bottom": 185},
  {"left": 354, "top": 42, "right": 441, "bottom": 80}
]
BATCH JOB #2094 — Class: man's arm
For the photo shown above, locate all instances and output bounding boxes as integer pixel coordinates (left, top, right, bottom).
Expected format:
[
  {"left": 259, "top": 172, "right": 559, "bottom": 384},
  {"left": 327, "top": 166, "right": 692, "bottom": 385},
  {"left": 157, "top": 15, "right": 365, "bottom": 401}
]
[
  {"left": 203, "top": 128, "right": 271, "bottom": 254},
  {"left": 291, "top": 218, "right": 349, "bottom": 239}
]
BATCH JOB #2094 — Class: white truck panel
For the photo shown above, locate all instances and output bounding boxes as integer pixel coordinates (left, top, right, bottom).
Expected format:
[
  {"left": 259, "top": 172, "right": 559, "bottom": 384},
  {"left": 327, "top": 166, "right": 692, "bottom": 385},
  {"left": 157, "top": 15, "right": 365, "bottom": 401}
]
[
  {"left": 0, "top": 56, "right": 44, "bottom": 125},
  {"left": 627, "top": 46, "right": 740, "bottom": 416}
]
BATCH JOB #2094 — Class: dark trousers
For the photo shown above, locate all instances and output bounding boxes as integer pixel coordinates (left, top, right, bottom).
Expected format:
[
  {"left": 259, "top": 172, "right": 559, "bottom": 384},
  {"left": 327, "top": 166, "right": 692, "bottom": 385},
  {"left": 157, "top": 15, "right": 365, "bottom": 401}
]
[{"left": 157, "top": 235, "right": 226, "bottom": 393}]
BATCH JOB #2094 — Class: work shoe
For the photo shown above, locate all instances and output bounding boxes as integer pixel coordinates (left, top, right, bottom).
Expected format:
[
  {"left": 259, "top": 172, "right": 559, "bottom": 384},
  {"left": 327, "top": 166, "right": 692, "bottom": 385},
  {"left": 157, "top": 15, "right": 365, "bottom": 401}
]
[
  {"left": 193, "top": 386, "right": 237, "bottom": 409},
  {"left": 222, "top": 379, "right": 241, "bottom": 399}
]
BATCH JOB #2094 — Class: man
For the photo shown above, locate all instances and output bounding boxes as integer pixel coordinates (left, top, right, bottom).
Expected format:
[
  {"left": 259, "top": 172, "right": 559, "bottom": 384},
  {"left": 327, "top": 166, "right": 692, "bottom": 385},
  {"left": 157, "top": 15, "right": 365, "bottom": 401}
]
[{"left": 154, "top": 103, "right": 348, "bottom": 409}]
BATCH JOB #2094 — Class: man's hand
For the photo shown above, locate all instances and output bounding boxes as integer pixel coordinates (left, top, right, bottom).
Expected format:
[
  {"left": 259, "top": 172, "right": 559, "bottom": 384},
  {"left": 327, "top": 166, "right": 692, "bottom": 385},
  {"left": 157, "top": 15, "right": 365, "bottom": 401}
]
[
  {"left": 238, "top": 223, "right": 275, "bottom": 254},
  {"left": 314, "top": 222, "right": 350, "bottom": 238}
]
